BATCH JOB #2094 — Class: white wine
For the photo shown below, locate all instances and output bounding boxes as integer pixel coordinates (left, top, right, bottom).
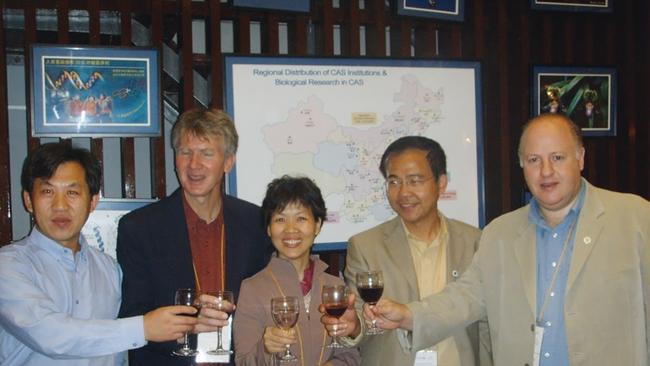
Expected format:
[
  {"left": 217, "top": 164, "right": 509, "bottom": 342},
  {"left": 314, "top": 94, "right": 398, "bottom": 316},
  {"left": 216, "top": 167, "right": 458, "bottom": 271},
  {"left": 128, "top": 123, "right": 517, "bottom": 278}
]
[{"left": 272, "top": 309, "right": 299, "bottom": 330}]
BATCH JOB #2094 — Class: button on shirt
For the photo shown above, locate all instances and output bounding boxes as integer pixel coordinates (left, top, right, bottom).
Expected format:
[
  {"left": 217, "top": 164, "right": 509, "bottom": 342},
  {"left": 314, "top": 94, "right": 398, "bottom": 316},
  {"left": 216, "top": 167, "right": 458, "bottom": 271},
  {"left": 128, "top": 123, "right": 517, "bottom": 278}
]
[
  {"left": 0, "top": 228, "right": 146, "bottom": 366},
  {"left": 530, "top": 181, "right": 586, "bottom": 366}
]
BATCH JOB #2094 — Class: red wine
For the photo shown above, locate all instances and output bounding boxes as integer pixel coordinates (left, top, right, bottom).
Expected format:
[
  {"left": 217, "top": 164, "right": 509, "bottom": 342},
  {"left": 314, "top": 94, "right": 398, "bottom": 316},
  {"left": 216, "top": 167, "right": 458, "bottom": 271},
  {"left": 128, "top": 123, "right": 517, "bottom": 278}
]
[
  {"left": 324, "top": 303, "right": 347, "bottom": 318},
  {"left": 272, "top": 310, "right": 299, "bottom": 330},
  {"left": 358, "top": 286, "right": 383, "bottom": 304},
  {"left": 189, "top": 304, "right": 201, "bottom": 318}
]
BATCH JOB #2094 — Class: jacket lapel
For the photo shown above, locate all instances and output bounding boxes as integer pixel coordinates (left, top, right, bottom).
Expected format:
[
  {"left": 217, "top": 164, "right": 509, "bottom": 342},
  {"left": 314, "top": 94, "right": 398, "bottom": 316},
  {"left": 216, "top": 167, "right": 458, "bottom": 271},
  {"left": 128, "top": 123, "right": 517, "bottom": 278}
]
[
  {"left": 445, "top": 218, "right": 466, "bottom": 279},
  {"left": 513, "top": 210, "right": 537, "bottom": 315},
  {"left": 566, "top": 183, "right": 604, "bottom": 292},
  {"left": 382, "top": 218, "right": 420, "bottom": 298}
]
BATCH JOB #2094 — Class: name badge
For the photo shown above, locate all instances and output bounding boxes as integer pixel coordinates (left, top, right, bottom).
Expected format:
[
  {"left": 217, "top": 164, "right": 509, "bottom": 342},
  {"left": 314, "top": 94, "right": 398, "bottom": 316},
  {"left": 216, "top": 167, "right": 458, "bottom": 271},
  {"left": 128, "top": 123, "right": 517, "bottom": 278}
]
[
  {"left": 533, "top": 325, "right": 544, "bottom": 366},
  {"left": 414, "top": 349, "right": 437, "bottom": 366},
  {"left": 195, "top": 316, "right": 233, "bottom": 363}
]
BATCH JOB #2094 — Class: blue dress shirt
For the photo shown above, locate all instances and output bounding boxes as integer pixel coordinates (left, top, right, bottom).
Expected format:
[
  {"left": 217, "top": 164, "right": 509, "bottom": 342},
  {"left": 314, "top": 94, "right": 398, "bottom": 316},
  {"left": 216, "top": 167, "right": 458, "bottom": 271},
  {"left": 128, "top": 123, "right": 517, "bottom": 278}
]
[
  {"left": 0, "top": 228, "right": 146, "bottom": 366},
  {"left": 530, "top": 181, "right": 586, "bottom": 366}
]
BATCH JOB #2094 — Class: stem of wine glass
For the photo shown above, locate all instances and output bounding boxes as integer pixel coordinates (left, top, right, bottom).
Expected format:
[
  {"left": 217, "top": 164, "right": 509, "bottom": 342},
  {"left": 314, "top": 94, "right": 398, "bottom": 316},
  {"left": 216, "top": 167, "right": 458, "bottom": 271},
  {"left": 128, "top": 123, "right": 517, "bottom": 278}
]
[
  {"left": 217, "top": 328, "right": 223, "bottom": 350},
  {"left": 284, "top": 343, "right": 291, "bottom": 357},
  {"left": 182, "top": 332, "right": 190, "bottom": 349}
]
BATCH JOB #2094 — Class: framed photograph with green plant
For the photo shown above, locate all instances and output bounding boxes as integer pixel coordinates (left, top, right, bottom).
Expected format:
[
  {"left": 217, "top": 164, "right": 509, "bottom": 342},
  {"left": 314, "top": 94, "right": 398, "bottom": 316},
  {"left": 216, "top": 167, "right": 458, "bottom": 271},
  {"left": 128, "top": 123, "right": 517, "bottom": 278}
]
[{"left": 533, "top": 66, "right": 617, "bottom": 136}]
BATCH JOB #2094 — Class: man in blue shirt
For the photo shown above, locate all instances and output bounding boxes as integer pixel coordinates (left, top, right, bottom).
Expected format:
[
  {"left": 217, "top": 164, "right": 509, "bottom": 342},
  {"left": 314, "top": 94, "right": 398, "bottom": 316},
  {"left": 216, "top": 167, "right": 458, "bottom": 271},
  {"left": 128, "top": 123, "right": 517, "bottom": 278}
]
[
  {"left": 362, "top": 114, "right": 650, "bottom": 366},
  {"left": 0, "top": 142, "right": 199, "bottom": 366}
]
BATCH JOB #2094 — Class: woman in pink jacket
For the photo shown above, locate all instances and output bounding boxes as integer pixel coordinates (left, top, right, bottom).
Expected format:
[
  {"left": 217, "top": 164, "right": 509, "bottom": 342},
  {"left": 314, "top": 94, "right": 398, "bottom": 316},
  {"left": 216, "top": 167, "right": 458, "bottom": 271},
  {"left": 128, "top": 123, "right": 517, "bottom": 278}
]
[{"left": 234, "top": 175, "right": 360, "bottom": 366}]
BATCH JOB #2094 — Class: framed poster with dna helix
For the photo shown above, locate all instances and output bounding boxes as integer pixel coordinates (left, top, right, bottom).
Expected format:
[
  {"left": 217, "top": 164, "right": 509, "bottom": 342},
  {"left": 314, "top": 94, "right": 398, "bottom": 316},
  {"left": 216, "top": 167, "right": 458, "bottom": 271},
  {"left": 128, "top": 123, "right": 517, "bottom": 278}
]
[{"left": 30, "top": 44, "right": 160, "bottom": 137}]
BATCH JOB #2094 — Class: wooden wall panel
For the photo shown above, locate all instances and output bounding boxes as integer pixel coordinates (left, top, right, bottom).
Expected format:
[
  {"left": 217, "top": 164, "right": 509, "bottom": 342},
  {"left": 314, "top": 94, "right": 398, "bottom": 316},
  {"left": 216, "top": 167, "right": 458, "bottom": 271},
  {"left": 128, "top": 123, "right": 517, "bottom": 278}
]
[
  {"left": 151, "top": 0, "right": 167, "bottom": 198},
  {"left": 1, "top": 0, "right": 649, "bottom": 261},
  {"left": 119, "top": 0, "right": 136, "bottom": 199}
]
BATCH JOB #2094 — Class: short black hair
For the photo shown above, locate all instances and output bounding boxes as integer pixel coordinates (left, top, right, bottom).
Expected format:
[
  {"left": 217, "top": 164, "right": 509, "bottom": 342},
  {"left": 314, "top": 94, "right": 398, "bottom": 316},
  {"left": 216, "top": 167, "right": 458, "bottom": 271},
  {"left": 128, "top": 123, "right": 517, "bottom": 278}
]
[
  {"left": 379, "top": 136, "right": 447, "bottom": 180},
  {"left": 21, "top": 142, "right": 102, "bottom": 196},
  {"left": 261, "top": 175, "right": 327, "bottom": 228}
]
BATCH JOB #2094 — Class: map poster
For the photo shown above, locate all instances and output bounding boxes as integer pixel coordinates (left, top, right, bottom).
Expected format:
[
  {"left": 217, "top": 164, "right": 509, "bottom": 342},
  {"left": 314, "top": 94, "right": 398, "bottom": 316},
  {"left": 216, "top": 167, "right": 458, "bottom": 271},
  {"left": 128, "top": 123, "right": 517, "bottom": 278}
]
[{"left": 225, "top": 56, "right": 484, "bottom": 250}]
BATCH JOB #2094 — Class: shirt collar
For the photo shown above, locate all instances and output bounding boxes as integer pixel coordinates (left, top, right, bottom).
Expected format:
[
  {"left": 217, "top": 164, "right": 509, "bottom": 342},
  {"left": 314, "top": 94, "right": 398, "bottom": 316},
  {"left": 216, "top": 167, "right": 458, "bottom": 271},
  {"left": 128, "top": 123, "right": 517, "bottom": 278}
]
[
  {"left": 529, "top": 178, "right": 587, "bottom": 230},
  {"left": 29, "top": 227, "right": 89, "bottom": 263},
  {"left": 401, "top": 211, "right": 448, "bottom": 248}
]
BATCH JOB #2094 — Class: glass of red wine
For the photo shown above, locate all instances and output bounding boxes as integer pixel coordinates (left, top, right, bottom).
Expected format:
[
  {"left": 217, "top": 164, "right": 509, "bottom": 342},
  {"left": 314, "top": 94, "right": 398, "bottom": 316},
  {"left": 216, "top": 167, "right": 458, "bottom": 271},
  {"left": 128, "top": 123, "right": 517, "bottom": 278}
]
[
  {"left": 321, "top": 285, "right": 349, "bottom": 348},
  {"left": 203, "top": 290, "right": 235, "bottom": 356},
  {"left": 356, "top": 270, "right": 384, "bottom": 335},
  {"left": 271, "top": 296, "right": 300, "bottom": 363},
  {"left": 172, "top": 288, "right": 200, "bottom": 356}
]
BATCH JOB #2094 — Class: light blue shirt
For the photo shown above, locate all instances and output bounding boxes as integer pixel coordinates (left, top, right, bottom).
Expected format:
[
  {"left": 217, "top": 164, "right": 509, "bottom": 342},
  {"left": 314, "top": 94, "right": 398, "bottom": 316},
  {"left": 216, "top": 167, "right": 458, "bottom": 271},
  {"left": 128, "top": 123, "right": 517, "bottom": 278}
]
[
  {"left": 530, "top": 180, "right": 586, "bottom": 366},
  {"left": 0, "top": 228, "right": 146, "bottom": 366}
]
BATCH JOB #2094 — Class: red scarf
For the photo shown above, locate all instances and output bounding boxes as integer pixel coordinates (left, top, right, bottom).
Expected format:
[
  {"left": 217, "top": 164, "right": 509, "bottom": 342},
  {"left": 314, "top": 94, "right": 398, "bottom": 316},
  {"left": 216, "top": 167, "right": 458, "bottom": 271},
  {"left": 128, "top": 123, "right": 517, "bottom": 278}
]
[{"left": 299, "top": 260, "right": 315, "bottom": 295}]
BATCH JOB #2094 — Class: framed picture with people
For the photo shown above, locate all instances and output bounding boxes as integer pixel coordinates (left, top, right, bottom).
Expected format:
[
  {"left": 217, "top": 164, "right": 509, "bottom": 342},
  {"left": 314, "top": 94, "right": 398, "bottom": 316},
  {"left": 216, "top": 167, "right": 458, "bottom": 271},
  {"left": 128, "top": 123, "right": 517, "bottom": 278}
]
[
  {"left": 30, "top": 44, "right": 160, "bottom": 137},
  {"left": 533, "top": 65, "right": 617, "bottom": 136}
]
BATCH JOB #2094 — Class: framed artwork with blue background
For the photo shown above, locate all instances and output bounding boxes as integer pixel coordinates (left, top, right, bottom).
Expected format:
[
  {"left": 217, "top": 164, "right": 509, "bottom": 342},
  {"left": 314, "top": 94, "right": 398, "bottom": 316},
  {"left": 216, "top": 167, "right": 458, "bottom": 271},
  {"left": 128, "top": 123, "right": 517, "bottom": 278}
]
[
  {"left": 233, "top": 0, "right": 309, "bottom": 12},
  {"left": 30, "top": 44, "right": 160, "bottom": 137},
  {"left": 397, "top": 0, "right": 465, "bottom": 21}
]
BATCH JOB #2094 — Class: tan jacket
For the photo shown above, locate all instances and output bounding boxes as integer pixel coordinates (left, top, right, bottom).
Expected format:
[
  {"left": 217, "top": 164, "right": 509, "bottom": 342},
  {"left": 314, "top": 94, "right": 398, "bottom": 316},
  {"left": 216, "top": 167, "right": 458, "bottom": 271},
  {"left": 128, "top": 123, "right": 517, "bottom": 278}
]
[
  {"left": 234, "top": 255, "right": 360, "bottom": 366},
  {"left": 345, "top": 215, "right": 492, "bottom": 366},
  {"left": 410, "top": 181, "right": 650, "bottom": 366}
]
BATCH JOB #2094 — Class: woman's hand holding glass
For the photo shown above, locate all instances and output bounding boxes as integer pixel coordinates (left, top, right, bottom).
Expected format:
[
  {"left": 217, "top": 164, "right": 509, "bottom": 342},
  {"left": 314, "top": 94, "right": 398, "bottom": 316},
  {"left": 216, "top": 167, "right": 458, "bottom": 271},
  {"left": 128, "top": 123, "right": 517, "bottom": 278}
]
[
  {"left": 270, "top": 296, "right": 300, "bottom": 362},
  {"left": 263, "top": 324, "right": 298, "bottom": 355},
  {"left": 319, "top": 292, "right": 361, "bottom": 340}
]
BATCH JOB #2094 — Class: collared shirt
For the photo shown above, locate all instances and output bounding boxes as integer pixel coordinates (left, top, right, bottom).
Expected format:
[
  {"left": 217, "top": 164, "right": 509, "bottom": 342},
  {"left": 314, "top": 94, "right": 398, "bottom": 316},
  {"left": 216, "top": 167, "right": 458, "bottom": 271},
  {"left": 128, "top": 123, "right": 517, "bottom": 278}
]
[
  {"left": 530, "top": 180, "right": 586, "bottom": 366},
  {"left": 0, "top": 228, "right": 145, "bottom": 366},
  {"left": 404, "top": 215, "right": 461, "bottom": 366},
  {"left": 183, "top": 195, "right": 225, "bottom": 292}
]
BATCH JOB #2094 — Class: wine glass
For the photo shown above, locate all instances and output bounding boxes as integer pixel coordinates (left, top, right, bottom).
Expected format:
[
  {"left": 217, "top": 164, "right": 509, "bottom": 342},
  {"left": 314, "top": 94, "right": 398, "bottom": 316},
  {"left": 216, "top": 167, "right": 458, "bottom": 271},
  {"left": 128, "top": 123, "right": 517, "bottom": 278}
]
[
  {"left": 172, "top": 288, "right": 200, "bottom": 356},
  {"left": 356, "top": 270, "right": 384, "bottom": 335},
  {"left": 321, "top": 285, "right": 349, "bottom": 348},
  {"left": 202, "top": 290, "right": 235, "bottom": 355},
  {"left": 270, "top": 296, "right": 300, "bottom": 363}
]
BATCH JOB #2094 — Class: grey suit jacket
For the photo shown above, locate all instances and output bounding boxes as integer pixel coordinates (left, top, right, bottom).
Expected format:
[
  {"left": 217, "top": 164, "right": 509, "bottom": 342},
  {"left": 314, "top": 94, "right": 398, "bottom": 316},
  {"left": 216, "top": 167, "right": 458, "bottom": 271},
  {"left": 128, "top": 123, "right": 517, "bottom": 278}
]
[
  {"left": 410, "top": 181, "right": 650, "bottom": 366},
  {"left": 345, "top": 214, "right": 492, "bottom": 366}
]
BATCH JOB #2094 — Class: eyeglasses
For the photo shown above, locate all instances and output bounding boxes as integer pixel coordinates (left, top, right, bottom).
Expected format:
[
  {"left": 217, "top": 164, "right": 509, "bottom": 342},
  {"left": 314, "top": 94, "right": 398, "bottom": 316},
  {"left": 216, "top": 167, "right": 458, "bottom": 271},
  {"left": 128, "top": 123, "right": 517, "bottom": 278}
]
[{"left": 385, "top": 176, "right": 434, "bottom": 190}]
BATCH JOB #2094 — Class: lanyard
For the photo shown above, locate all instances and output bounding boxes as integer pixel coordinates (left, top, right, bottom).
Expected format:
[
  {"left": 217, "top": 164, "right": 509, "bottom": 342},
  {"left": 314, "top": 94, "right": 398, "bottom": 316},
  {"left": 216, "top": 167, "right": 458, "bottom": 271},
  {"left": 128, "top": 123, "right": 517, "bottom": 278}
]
[
  {"left": 268, "top": 267, "right": 327, "bottom": 366},
  {"left": 536, "top": 218, "right": 577, "bottom": 324}
]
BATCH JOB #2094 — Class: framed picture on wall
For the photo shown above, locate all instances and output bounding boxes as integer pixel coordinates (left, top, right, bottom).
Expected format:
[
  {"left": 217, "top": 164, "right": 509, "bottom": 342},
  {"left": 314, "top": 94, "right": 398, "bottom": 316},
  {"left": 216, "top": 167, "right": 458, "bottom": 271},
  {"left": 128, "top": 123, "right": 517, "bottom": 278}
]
[
  {"left": 81, "top": 198, "right": 156, "bottom": 260},
  {"left": 533, "top": 66, "right": 617, "bottom": 136},
  {"left": 233, "top": 0, "right": 309, "bottom": 12},
  {"left": 225, "top": 55, "right": 484, "bottom": 250},
  {"left": 30, "top": 44, "right": 160, "bottom": 137},
  {"left": 397, "top": 0, "right": 465, "bottom": 21},
  {"left": 530, "top": 0, "right": 612, "bottom": 13}
]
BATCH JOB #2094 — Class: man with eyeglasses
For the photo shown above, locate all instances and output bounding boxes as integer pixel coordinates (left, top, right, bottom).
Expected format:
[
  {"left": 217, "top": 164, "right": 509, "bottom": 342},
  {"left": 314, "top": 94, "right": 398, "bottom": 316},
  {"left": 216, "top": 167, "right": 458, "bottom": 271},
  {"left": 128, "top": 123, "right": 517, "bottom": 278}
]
[
  {"left": 320, "top": 136, "right": 492, "bottom": 366},
  {"left": 363, "top": 115, "right": 650, "bottom": 366}
]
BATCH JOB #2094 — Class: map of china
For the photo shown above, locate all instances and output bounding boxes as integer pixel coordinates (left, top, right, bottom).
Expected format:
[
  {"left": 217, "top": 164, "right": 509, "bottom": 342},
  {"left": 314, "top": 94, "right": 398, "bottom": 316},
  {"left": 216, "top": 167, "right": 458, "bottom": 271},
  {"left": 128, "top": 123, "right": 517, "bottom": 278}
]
[{"left": 262, "top": 74, "right": 444, "bottom": 224}]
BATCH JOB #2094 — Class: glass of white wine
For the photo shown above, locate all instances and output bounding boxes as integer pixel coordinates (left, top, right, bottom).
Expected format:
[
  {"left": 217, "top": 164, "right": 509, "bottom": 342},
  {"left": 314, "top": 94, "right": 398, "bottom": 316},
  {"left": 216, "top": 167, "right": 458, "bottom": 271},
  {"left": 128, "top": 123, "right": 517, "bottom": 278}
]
[{"left": 270, "top": 296, "right": 300, "bottom": 363}]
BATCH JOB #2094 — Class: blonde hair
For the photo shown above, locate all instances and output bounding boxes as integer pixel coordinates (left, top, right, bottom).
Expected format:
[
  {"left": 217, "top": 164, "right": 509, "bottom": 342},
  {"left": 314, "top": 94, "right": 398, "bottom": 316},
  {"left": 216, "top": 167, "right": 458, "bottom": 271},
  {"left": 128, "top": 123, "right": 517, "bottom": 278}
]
[{"left": 171, "top": 108, "right": 239, "bottom": 156}]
